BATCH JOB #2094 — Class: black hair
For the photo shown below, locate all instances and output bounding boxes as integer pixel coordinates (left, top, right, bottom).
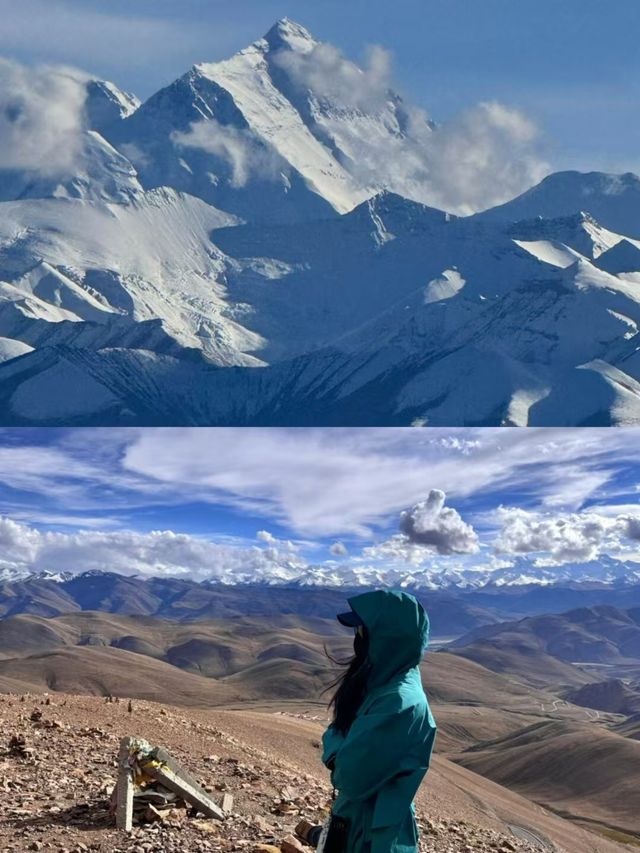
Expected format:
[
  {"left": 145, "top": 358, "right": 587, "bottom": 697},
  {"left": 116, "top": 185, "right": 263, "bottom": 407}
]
[{"left": 325, "top": 627, "right": 371, "bottom": 735}]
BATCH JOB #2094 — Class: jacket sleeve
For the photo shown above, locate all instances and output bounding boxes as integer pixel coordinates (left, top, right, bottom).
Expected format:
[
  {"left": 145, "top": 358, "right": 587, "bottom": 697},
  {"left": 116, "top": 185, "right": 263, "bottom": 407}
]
[
  {"left": 331, "top": 695, "right": 433, "bottom": 802},
  {"left": 322, "top": 724, "right": 345, "bottom": 769}
]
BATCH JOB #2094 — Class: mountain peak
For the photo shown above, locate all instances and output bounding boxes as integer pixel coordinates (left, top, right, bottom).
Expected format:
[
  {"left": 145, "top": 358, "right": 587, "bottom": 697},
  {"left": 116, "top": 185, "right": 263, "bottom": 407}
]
[
  {"left": 263, "top": 18, "right": 316, "bottom": 52},
  {"left": 85, "top": 79, "right": 140, "bottom": 135}
]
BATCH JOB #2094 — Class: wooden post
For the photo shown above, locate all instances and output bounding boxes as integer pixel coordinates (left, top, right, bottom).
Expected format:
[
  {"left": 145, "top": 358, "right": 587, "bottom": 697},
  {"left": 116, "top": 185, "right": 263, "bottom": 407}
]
[{"left": 116, "top": 737, "right": 134, "bottom": 832}]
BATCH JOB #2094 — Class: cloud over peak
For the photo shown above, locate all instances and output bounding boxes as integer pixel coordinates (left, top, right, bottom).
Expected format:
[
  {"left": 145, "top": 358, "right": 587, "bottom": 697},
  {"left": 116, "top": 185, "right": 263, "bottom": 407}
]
[{"left": 0, "top": 58, "right": 88, "bottom": 176}]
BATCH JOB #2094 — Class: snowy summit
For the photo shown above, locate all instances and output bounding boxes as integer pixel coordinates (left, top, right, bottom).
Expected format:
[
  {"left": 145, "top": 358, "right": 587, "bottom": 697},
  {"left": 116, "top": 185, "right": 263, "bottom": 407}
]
[{"left": 0, "top": 20, "right": 640, "bottom": 426}]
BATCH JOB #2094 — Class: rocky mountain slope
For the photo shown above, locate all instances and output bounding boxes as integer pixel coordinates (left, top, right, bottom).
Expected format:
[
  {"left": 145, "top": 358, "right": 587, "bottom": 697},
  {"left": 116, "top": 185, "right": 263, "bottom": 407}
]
[
  {"left": 0, "top": 692, "right": 628, "bottom": 853},
  {"left": 1, "top": 21, "right": 640, "bottom": 424}
]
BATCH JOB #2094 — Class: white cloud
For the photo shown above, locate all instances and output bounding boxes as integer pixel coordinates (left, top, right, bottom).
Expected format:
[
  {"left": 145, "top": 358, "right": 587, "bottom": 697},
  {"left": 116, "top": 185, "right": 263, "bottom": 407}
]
[
  {"left": 0, "top": 516, "right": 40, "bottom": 564},
  {"left": 0, "top": 428, "right": 638, "bottom": 552},
  {"left": 421, "top": 102, "right": 549, "bottom": 215},
  {"left": 398, "top": 490, "right": 480, "bottom": 555},
  {"left": 0, "top": 58, "right": 88, "bottom": 176},
  {"left": 274, "top": 42, "right": 393, "bottom": 112},
  {"left": 256, "top": 529, "right": 299, "bottom": 553},
  {"left": 273, "top": 36, "right": 548, "bottom": 214},
  {"left": 116, "top": 428, "right": 640, "bottom": 539},
  {"left": 172, "top": 118, "right": 285, "bottom": 188},
  {"left": 494, "top": 506, "right": 640, "bottom": 565},
  {"left": 621, "top": 515, "right": 640, "bottom": 541},
  {"left": 429, "top": 436, "right": 481, "bottom": 456},
  {"left": 361, "top": 535, "right": 434, "bottom": 566},
  {"left": 360, "top": 490, "right": 479, "bottom": 568},
  {"left": 329, "top": 541, "right": 348, "bottom": 557},
  {"left": 0, "top": 516, "right": 308, "bottom": 583}
]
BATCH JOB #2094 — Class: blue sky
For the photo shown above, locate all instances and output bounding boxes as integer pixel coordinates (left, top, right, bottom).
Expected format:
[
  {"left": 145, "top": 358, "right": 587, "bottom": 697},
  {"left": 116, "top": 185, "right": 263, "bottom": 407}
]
[
  {"left": 0, "top": 428, "right": 639, "bottom": 584},
  {"left": 0, "top": 0, "right": 638, "bottom": 174}
]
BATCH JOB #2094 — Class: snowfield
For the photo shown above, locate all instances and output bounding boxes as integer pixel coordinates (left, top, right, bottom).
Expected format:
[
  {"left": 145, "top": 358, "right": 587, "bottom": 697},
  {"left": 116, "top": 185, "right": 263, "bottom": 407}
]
[{"left": 1, "top": 19, "right": 640, "bottom": 425}]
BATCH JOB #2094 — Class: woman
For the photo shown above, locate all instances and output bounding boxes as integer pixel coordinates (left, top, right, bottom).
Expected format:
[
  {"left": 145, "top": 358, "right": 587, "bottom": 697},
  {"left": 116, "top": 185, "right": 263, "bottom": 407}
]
[{"left": 320, "top": 589, "right": 436, "bottom": 853}]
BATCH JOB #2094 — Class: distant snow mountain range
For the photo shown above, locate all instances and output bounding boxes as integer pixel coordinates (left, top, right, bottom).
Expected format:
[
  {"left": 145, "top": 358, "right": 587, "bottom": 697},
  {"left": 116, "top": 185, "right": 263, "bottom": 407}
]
[
  {"left": 2, "top": 19, "right": 640, "bottom": 425},
  {"left": 3, "top": 568, "right": 640, "bottom": 638},
  {"left": 2, "top": 553, "right": 640, "bottom": 592}
]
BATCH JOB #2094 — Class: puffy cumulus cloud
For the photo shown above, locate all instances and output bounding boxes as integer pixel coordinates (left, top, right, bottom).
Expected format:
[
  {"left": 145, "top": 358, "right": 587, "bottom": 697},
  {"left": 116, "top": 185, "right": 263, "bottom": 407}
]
[
  {"left": 0, "top": 516, "right": 40, "bottom": 565},
  {"left": 494, "top": 507, "right": 640, "bottom": 564},
  {"left": 172, "top": 119, "right": 285, "bottom": 188},
  {"left": 362, "top": 490, "right": 479, "bottom": 565},
  {"left": 399, "top": 490, "right": 480, "bottom": 555},
  {"left": 274, "top": 42, "right": 393, "bottom": 112},
  {"left": 0, "top": 59, "right": 88, "bottom": 176},
  {"left": 329, "top": 541, "right": 348, "bottom": 557},
  {"left": 256, "top": 529, "right": 299, "bottom": 555},
  {"left": 0, "top": 516, "right": 307, "bottom": 583}
]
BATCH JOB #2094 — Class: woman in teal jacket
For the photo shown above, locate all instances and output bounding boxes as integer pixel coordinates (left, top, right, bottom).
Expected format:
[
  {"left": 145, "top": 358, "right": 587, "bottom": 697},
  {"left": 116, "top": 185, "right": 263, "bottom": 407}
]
[{"left": 320, "top": 589, "right": 436, "bottom": 853}]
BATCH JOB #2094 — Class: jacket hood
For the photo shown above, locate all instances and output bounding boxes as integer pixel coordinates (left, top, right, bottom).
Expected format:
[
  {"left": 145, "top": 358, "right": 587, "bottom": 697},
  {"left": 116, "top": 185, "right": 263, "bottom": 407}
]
[{"left": 348, "top": 589, "right": 429, "bottom": 689}]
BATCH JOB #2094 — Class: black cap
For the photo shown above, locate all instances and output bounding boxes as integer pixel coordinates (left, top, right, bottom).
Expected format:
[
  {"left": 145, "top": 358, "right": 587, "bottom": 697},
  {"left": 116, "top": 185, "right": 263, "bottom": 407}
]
[{"left": 337, "top": 609, "right": 363, "bottom": 628}]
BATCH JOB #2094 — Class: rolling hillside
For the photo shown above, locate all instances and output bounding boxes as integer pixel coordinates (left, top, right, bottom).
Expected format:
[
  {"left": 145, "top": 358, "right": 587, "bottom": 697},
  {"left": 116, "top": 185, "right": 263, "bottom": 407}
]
[
  {"left": 451, "top": 606, "right": 640, "bottom": 688},
  {"left": 454, "top": 719, "right": 640, "bottom": 837}
]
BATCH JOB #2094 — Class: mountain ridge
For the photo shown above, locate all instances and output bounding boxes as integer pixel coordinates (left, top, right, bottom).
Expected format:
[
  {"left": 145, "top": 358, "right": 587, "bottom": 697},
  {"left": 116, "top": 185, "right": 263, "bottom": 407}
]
[{"left": 1, "top": 21, "right": 640, "bottom": 424}]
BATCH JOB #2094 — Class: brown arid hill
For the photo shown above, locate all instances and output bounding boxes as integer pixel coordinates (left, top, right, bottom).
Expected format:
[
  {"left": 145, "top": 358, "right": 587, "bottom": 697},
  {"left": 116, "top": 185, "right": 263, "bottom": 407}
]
[
  {"left": 0, "top": 610, "right": 636, "bottom": 849},
  {"left": 565, "top": 679, "right": 640, "bottom": 715},
  {"left": 0, "top": 646, "right": 244, "bottom": 706},
  {"left": 0, "top": 610, "right": 340, "bottom": 673},
  {"left": 453, "top": 718, "right": 640, "bottom": 839},
  {"left": 0, "top": 693, "right": 630, "bottom": 853},
  {"left": 0, "top": 574, "right": 500, "bottom": 636},
  {"left": 450, "top": 606, "right": 640, "bottom": 689},
  {"left": 612, "top": 713, "right": 640, "bottom": 741},
  {"left": 0, "top": 612, "right": 593, "bottom": 723}
]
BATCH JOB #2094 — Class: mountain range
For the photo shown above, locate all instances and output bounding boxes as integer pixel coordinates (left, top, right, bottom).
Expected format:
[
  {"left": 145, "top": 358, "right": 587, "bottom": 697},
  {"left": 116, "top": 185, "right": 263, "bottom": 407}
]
[
  {"left": 1, "top": 19, "right": 640, "bottom": 424},
  {"left": 451, "top": 605, "right": 640, "bottom": 687},
  {"left": 3, "top": 548, "right": 640, "bottom": 607},
  {"left": 5, "top": 569, "right": 640, "bottom": 635}
]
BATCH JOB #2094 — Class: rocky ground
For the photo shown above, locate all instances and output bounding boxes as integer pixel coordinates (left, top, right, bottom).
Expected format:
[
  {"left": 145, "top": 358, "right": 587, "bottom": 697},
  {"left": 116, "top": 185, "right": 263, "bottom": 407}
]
[{"left": 0, "top": 693, "right": 544, "bottom": 853}]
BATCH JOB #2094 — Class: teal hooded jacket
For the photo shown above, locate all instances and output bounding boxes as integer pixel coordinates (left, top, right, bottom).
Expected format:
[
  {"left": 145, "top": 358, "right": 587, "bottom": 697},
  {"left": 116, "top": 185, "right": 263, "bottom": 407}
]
[{"left": 321, "top": 590, "right": 436, "bottom": 853}]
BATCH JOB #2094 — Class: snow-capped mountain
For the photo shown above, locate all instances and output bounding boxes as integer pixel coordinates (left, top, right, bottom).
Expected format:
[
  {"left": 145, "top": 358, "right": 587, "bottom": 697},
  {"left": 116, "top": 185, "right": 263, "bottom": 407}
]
[
  {"left": 104, "top": 18, "right": 435, "bottom": 223},
  {"left": 1, "top": 20, "right": 640, "bottom": 425},
  {"left": 3, "top": 555, "right": 640, "bottom": 595},
  {"left": 215, "top": 554, "right": 640, "bottom": 591},
  {"left": 475, "top": 170, "right": 640, "bottom": 238}
]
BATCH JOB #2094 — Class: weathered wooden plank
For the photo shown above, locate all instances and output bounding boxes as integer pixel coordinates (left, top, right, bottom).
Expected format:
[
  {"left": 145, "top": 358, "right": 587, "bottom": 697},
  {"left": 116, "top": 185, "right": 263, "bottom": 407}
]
[
  {"left": 144, "top": 762, "right": 226, "bottom": 820},
  {"left": 221, "top": 792, "right": 234, "bottom": 815},
  {"left": 116, "top": 737, "right": 134, "bottom": 832}
]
